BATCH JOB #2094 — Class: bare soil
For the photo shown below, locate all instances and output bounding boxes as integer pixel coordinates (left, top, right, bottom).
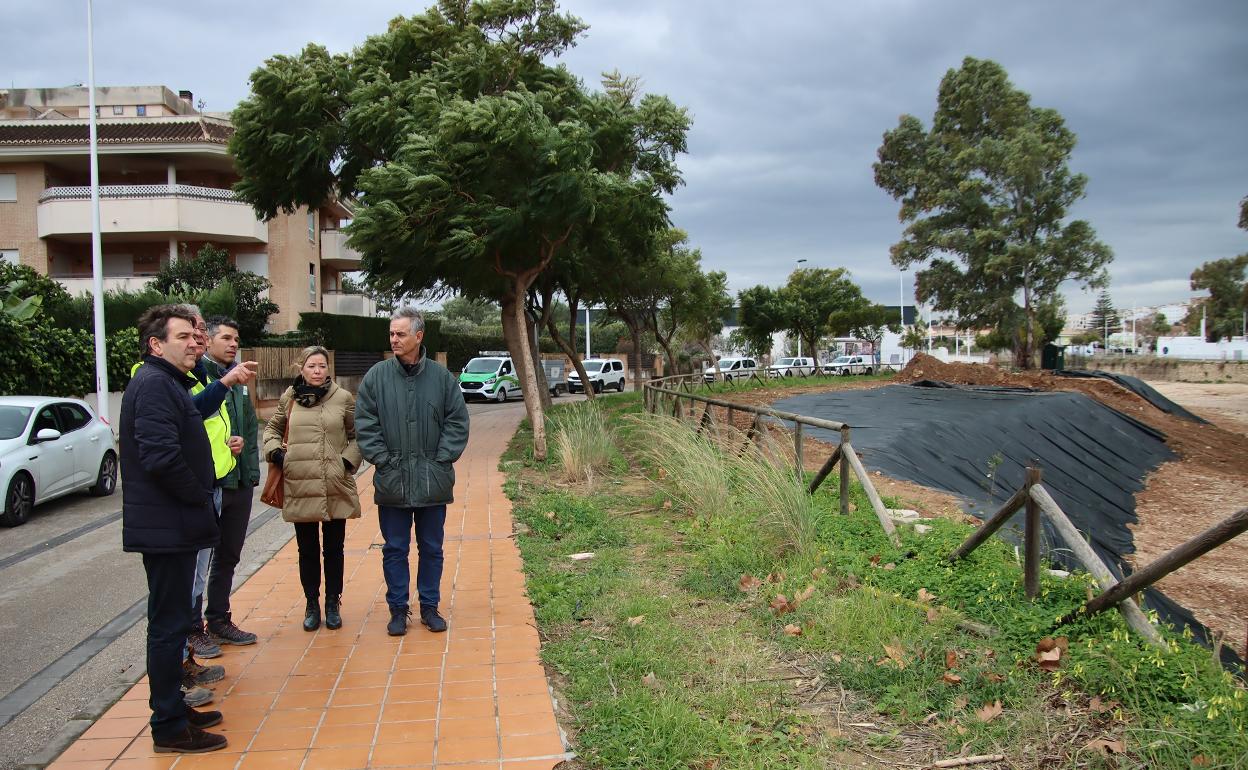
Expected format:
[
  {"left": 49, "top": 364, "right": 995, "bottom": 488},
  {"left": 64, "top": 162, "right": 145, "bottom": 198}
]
[{"left": 707, "top": 358, "right": 1248, "bottom": 655}]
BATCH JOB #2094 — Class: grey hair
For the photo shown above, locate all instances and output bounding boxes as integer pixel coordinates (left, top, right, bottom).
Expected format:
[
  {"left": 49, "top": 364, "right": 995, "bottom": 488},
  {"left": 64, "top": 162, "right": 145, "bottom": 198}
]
[
  {"left": 391, "top": 306, "right": 425, "bottom": 335},
  {"left": 177, "top": 304, "right": 204, "bottom": 320}
]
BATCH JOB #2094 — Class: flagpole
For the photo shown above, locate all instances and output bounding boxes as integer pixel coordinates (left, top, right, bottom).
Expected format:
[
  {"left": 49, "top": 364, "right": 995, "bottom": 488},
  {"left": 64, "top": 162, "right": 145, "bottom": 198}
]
[{"left": 87, "top": 0, "right": 110, "bottom": 426}]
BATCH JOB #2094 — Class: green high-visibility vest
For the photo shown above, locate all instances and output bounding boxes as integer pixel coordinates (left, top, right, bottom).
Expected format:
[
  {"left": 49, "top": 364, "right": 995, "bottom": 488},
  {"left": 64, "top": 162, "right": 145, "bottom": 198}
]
[{"left": 130, "top": 361, "right": 237, "bottom": 480}]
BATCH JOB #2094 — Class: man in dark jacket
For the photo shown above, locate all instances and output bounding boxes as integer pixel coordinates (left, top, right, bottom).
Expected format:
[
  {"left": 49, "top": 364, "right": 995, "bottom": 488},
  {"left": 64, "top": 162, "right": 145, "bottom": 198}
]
[
  {"left": 356, "top": 308, "right": 469, "bottom": 636},
  {"left": 200, "top": 316, "right": 260, "bottom": 646},
  {"left": 121, "top": 305, "right": 228, "bottom": 754}
]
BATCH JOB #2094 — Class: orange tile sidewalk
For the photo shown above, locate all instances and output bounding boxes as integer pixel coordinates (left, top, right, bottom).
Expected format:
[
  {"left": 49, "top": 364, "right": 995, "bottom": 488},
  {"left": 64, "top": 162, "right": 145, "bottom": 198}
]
[{"left": 48, "top": 407, "right": 570, "bottom": 769}]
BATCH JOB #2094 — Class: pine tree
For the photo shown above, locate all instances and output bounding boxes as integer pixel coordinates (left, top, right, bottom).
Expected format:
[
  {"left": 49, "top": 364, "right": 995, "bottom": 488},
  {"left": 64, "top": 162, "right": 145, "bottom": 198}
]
[{"left": 1089, "top": 290, "right": 1121, "bottom": 342}]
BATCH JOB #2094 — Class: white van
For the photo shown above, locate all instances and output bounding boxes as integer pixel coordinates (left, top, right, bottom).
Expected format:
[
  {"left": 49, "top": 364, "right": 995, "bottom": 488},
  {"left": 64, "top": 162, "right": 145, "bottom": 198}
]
[
  {"left": 702, "top": 357, "right": 759, "bottom": 382},
  {"left": 458, "top": 356, "right": 522, "bottom": 402},
  {"left": 767, "top": 356, "right": 817, "bottom": 378},
  {"left": 568, "top": 358, "right": 626, "bottom": 393}
]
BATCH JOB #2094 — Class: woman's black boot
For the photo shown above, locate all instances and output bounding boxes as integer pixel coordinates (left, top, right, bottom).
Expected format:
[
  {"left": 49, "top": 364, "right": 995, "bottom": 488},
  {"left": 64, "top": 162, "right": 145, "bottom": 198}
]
[
  {"left": 325, "top": 595, "right": 342, "bottom": 630},
  {"left": 303, "top": 597, "right": 321, "bottom": 632}
]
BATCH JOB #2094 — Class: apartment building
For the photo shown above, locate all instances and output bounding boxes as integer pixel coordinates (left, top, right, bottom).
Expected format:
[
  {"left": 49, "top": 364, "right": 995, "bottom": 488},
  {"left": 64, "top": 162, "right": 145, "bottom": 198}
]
[{"left": 0, "top": 85, "right": 372, "bottom": 333}]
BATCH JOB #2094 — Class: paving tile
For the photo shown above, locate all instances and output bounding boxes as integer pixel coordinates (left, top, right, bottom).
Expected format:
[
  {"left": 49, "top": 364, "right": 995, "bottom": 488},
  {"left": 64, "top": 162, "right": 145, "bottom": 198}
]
[
  {"left": 368, "top": 742, "right": 434, "bottom": 767},
  {"left": 374, "top": 720, "right": 436, "bottom": 745},
  {"left": 106, "top": 758, "right": 179, "bottom": 770},
  {"left": 236, "top": 749, "right": 308, "bottom": 769},
  {"left": 435, "top": 736, "right": 501, "bottom": 764},
  {"left": 320, "top": 703, "right": 381, "bottom": 726},
  {"left": 262, "top": 708, "right": 325, "bottom": 729},
  {"left": 501, "top": 732, "right": 564, "bottom": 759},
  {"left": 311, "top": 724, "right": 377, "bottom": 748},
  {"left": 380, "top": 700, "right": 439, "bottom": 722},
  {"left": 303, "top": 746, "right": 372, "bottom": 770},
  {"left": 437, "top": 717, "right": 499, "bottom": 740},
  {"left": 52, "top": 737, "right": 132, "bottom": 763},
  {"left": 78, "top": 716, "right": 148, "bottom": 740}
]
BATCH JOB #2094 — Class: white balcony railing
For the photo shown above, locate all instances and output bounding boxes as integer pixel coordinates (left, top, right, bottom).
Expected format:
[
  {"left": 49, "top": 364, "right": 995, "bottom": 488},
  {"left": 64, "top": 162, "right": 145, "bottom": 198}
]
[
  {"left": 38, "top": 184, "right": 268, "bottom": 243},
  {"left": 320, "top": 229, "right": 362, "bottom": 267},
  {"left": 54, "top": 275, "right": 157, "bottom": 296},
  {"left": 321, "top": 291, "right": 377, "bottom": 317}
]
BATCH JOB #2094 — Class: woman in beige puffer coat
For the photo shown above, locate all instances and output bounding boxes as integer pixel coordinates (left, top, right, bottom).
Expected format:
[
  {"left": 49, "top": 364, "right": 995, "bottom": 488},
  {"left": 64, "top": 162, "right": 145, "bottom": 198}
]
[{"left": 263, "top": 346, "right": 362, "bottom": 632}]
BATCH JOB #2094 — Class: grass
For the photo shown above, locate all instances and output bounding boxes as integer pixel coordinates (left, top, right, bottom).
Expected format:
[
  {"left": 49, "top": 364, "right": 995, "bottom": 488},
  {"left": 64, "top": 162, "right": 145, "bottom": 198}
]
[
  {"left": 501, "top": 380, "right": 1247, "bottom": 769},
  {"left": 550, "top": 399, "right": 617, "bottom": 488}
]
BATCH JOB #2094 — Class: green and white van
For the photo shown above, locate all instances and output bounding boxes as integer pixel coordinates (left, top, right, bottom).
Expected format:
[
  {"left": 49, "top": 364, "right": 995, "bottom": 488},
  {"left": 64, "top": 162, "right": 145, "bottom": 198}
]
[{"left": 458, "top": 356, "right": 521, "bottom": 402}]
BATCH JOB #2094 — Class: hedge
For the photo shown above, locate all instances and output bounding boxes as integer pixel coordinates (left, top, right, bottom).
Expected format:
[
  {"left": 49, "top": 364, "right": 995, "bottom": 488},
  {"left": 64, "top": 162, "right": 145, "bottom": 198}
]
[
  {"left": 298, "top": 312, "right": 443, "bottom": 354},
  {"left": 0, "top": 316, "right": 138, "bottom": 397}
]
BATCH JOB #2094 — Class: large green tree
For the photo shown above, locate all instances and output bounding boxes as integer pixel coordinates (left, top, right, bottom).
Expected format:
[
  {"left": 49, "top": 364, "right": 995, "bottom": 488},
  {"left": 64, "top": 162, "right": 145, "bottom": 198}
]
[
  {"left": 230, "top": 3, "right": 688, "bottom": 459},
  {"left": 1187, "top": 255, "right": 1247, "bottom": 341},
  {"left": 1088, "top": 289, "right": 1121, "bottom": 343},
  {"left": 874, "top": 57, "right": 1111, "bottom": 368},
  {"left": 152, "top": 244, "right": 278, "bottom": 340}
]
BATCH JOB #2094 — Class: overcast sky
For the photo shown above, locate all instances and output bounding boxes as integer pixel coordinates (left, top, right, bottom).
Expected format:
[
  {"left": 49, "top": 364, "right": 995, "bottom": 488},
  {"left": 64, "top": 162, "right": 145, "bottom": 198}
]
[{"left": 5, "top": 1, "right": 1246, "bottom": 314}]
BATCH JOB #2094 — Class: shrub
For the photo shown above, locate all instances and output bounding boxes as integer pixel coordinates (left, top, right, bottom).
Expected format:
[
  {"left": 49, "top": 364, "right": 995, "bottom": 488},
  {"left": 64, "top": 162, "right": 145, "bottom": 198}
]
[
  {"left": 298, "top": 311, "right": 398, "bottom": 352},
  {"left": 551, "top": 401, "right": 615, "bottom": 488}
]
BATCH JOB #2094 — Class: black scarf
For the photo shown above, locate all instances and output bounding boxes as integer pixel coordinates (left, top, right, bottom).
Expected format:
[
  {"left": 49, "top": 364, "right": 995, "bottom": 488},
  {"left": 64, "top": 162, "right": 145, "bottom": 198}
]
[{"left": 292, "top": 377, "right": 331, "bottom": 407}]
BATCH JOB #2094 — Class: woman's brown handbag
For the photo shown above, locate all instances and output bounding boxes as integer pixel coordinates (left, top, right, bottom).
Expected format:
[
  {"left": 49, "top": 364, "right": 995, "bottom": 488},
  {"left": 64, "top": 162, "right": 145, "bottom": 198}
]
[{"left": 259, "top": 400, "right": 294, "bottom": 508}]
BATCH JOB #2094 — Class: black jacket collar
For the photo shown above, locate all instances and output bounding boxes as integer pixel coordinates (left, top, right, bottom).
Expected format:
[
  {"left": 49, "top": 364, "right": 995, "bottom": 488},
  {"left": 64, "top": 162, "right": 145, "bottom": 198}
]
[{"left": 143, "top": 355, "right": 197, "bottom": 390}]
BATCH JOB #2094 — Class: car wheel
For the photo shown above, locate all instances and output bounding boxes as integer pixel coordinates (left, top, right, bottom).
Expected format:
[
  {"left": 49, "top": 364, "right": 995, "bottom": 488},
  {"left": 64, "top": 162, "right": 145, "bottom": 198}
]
[
  {"left": 593, "top": 381, "right": 604, "bottom": 394},
  {"left": 495, "top": 386, "right": 508, "bottom": 403},
  {"left": 615, "top": 379, "right": 625, "bottom": 392},
  {"left": 89, "top": 451, "right": 118, "bottom": 496},
  {"left": 1, "top": 472, "right": 35, "bottom": 527},
  {"left": 865, "top": 367, "right": 873, "bottom": 375}
]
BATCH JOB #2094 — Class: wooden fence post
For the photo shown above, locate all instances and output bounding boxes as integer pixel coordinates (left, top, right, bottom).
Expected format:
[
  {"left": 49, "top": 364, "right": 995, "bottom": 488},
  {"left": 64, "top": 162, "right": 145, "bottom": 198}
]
[
  {"left": 841, "top": 442, "right": 901, "bottom": 547},
  {"left": 793, "top": 422, "right": 804, "bottom": 481},
  {"left": 838, "top": 426, "right": 851, "bottom": 516},
  {"left": 807, "top": 446, "right": 843, "bottom": 495},
  {"left": 1024, "top": 465, "right": 1042, "bottom": 600}
]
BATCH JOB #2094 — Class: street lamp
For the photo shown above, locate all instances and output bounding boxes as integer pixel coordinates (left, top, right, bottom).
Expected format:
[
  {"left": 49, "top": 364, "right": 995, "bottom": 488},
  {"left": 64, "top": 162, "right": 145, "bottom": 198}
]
[{"left": 794, "top": 259, "right": 807, "bottom": 357}]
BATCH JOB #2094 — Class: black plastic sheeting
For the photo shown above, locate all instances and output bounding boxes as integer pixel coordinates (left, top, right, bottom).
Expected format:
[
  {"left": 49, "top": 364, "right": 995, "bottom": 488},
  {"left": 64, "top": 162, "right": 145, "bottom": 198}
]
[
  {"left": 1057, "top": 369, "right": 1210, "bottom": 424},
  {"left": 773, "top": 382, "right": 1241, "bottom": 667}
]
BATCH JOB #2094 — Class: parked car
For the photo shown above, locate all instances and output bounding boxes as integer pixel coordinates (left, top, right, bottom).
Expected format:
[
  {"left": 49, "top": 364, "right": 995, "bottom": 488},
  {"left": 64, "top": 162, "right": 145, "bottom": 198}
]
[
  {"left": 568, "top": 358, "right": 626, "bottom": 394},
  {"left": 767, "top": 356, "right": 817, "bottom": 378},
  {"left": 702, "top": 357, "right": 760, "bottom": 382},
  {"left": 0, "top": 396, "right": 118, "bottom": 527},
  {"left": 823, "top": 354, "right": 875, "bottom": 376},
  {"left": 458, "top": 356, "right": 522, "bottom": 402}
]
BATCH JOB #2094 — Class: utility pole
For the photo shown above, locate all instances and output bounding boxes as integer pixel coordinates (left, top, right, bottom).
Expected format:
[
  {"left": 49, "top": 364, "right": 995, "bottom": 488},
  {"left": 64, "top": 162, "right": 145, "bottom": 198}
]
[{"left": 86, "top": 0, "right": 110, "bottom": 426}]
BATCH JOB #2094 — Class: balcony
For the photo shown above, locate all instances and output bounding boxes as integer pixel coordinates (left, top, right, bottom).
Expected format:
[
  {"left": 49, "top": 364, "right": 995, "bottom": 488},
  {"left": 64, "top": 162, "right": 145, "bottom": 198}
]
[
  {"left": 53, "top": 275, "right": 157, "bottom": 296},
  {"left": 321, "top": 291, "right": 377, "bottom": 318},
  {"left": 320, "top": 229, "right": 362, "bottom": 269},
  {"left": 37, "top": 184, "right": 268, "bottom": 243}
]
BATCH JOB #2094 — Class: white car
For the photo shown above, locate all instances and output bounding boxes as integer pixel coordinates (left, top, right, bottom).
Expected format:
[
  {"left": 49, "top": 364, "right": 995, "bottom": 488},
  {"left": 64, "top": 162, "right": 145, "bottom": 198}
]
[
  {"left": 703, "top": 357, "right": 759, "bottom": 382},
  {"left": 767, "top": 356, "right": 817, "bottom": 378},
  {"left": 568, "top": 358, "right": 626, "bottom": 394},
  {"left": 823, "top": 355, "right": 875, "bottom": 376},
  {"left": 0, "top": 396, "right": 118, "bottom": 527}
]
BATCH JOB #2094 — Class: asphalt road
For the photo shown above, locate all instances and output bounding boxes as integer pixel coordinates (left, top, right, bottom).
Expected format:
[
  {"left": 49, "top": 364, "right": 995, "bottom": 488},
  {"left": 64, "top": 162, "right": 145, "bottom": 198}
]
[{"left": 0, "top": 392, "right": 606, "bottom": 768}]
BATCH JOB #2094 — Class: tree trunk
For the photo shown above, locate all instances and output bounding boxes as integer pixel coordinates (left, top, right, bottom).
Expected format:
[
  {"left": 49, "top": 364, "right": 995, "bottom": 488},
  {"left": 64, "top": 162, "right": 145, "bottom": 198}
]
[
  {"left": 627, "top": 320, "right": 644, "bottom": 392},
  {"left": 502, "top": 289, "right": 547, "bottom": 460},
  {"left": 546, "top": 312, "right": 595, "bottom": 402},
  {"left": 526, "top": 307, "right": 552, "bottom": 410},
  {"left": 1020, "top": 273, "right": 1035, "bottom": 369}
]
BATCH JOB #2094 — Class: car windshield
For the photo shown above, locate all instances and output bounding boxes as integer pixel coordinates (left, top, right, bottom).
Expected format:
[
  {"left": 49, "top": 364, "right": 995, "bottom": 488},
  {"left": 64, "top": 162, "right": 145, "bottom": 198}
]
[
  {"left": 0, "top": 406, "right": 32, "bottom": 439},
  {"left": 581, "top": 361, "right": 605, "bottom": 372},
  {"left": 775, "top": 358, "right": 795, "bottom": 366},
  {"left": 832, "top": 356, "right": 852, "bottom": 364},
  {"left": 464, "top": 358, "right": 503, "bottom": 373}
]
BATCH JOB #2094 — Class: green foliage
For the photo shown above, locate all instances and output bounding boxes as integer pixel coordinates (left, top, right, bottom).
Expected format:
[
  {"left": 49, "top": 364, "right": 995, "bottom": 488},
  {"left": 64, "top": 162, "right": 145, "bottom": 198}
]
[
  {"left": 738, "top": 268, "right": 880, "bottom": 357},
  {"left": 440, "top": 328, "right": 558, "bottom": 372},
  {"left": 297, "top": 311, "right": 401, "bottom": 352},
  {"left": 152, "top": 243, "right": 277, "bottom": 340},
  {"left": 1186, "top": 254, "right": 1247, "bottom": 342},
  {"left": 440, "top": 296, "right": 500, "bottom": 328},
  {"left": 874, "top": 57, "right": 1111, "bottom": 368},
  {"left": 2, "top": 280, "right": 42, "bottom": 321},
  {"left": 1089, "top": 289, "right": 1121, "bottom": 342},
  {"left": 551, "top": 401, "right": 617, "bottom": 487},
  {"left": 107, "top": 327, "right": 140, "bottom": 389},
  {"left": 0, "top": 314, "right": 143, "bottom": 396},
  {"left": 0, "top": 263, "right": 76, "bottom": 325}
]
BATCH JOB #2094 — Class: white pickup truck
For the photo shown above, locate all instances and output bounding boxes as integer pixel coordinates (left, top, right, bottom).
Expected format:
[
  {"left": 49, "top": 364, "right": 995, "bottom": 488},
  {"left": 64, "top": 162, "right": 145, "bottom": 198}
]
[
  {"left": 822, "top": 354, "right": 876, "bottom": 376},
  {"left": 766, "top": 356, "right": 817, "bottom": 378}
]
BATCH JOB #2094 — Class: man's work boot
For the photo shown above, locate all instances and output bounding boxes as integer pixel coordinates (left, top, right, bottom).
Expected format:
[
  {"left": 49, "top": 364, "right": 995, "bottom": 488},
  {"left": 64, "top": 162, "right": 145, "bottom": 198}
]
[
  {"left": 153, "top": 725, "right": 228, "bottom": 754},
  {"left": 183, "top": 654, "right": 225, "bottom": 685},
  {"left": 185, "top": 707, "right": 223, "bottom": 729},
  {"left": 303, "top": 597, "right": 321, "bottom": 632},
  {"left": 181, "top": 685, "right": 214, "bottom": 708},
  {"left": 325, "top": 595, "right": 343, "bottom": 630},
  {"left": 387, "top": 606, "right": 409, "bottom": 636},
  {"left": 419, "top": 605, "right": 447, "bottom": 633},
  {"left": 207, "top": 614, "right": 257, "bottom": 646},
  {"left": 188, "top": 625, "right": 222, "bottom": 659}
]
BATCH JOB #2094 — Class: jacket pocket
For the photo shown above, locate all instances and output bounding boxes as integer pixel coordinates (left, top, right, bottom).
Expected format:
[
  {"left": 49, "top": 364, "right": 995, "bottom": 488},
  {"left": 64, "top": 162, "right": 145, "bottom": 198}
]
[
  {"left": 426, "top": 460, "right": 455, "bottom": 502},
  {"left": 374, "top": 459, "right": 405, "bottom": 503}
]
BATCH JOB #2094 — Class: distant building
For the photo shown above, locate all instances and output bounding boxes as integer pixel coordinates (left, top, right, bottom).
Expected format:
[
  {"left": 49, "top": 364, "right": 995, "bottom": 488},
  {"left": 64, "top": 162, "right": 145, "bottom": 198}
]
[{"left": 0, "top": 85, "right": 373, "bottom": 333}]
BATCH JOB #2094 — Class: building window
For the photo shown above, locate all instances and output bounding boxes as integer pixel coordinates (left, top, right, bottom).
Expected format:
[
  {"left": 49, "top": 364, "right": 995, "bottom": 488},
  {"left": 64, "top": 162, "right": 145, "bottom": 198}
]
[
  {"left": 0, "top": 250, "right": 18, "bottom": 266},
  {"left": 0, "top": 174, "right": 15, "bottom": 202},
  {"left": 309, "top": 263, "right": 317, "bottom": 306},
  {"left": 112, "top": 105, "right": 124, "bottom": 115},
  {"left": 307, "top": 212, "right": 316, "bottom": 242},
  {"left": 136, "top": 105, "right": 146, "bottom": 117}
]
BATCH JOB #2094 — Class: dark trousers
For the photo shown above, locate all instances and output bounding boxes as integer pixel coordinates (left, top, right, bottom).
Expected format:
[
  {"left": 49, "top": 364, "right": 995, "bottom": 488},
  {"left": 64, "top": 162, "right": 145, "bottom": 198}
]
[
  {"left": 142, "top": 551, "right": 196, "bottom": 740},
  {"left": 378, "top": 504, "right": 447, "bottom": 610},
  {"left": 294, "top": 519, "right": 346, "bottom": 600},
  {"left": 205, "top": 486, "right": 253, "bottom": 625}
]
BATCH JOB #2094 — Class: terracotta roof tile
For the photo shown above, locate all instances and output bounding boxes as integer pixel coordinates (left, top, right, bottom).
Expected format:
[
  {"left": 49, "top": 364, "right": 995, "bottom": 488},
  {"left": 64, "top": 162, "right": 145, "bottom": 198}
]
[{"left": 0, "top": 118, "right": 233, "bottom": 146}]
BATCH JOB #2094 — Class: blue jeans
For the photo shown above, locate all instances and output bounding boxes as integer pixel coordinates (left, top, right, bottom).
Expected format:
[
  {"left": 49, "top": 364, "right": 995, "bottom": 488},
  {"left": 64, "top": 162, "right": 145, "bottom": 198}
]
[
  {"left": 378, "top": 504, "right": 447, "bottom": 610},
  {"left": 143, "top": 551, "right": 195, "bottom": 740}
]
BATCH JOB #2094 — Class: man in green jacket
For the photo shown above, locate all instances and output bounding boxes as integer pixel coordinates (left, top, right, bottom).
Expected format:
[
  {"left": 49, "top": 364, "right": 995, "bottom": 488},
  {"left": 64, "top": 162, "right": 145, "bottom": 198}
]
[
  {"left": 355, "top": 308, "right": 469, "bottom": 636},
  {"left": 199, "top": 316, "right": 260, "bottom": 647}
]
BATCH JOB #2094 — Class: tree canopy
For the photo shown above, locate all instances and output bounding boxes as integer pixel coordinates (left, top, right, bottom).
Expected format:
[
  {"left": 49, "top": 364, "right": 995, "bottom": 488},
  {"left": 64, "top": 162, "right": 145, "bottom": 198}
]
[
  {"left": 1089, "top": 290, "right": 1121, "bottom": 342},
  {"left": 230, "top": 1, "right": 691, "bottom": 459},
  {"left": 152, "top": 244, "right": 278, "bottom": 341},
  {"left": 736, "top": 268, "right": 881, "bottom": 359},
  {"left": 874, "top": 57, "right": 1111, "bottom": 368}
]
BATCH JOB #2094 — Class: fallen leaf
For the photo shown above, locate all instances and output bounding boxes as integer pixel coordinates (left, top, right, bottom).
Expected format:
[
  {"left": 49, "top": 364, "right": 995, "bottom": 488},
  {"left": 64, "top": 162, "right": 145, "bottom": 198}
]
[
  {"left": 794, "top": 585, "right": 816, "bottom": 605},
  {"left": 544, "top": 511, "right": 557, "bottom": 520},
  {"left": 882, "top": 643, "right": 908, "bottom": 669},
  {"left": 952, "top": 696, "right": 969, "bottom": 711},
  {"left": 641, "top": 672, "right": 658, "bottom": 688},
  {"left": 926, "top": 608, "right": 940, "bottom": 624},
  {"left": 982, "top": 672, "right": 1005, "bottom": 683},
  {"left": 1089, "top": 696, "right": 1119, "bottom": 714},
  {"left": 975, "top": 700, "right": 1003, "bottom": 723},
  {"left": 1192, "top": 755, "right": 1211, "bottom": 767},
  {"left": 783, "top": 624, "right": 803, "bottom": 636},
  {"left": 917, "top": 588, "right": 937, "bottom": 603},
  {"left": 766, "top": 572, "right": 784, "bottom": 583},
  {"left": 770, "top": 595, "right": 795, "bottom": 615},
  {"left": 945, "top": 650, "right": 958, "bottom": 670},
  {"left": 662, "top": 499, "right": 673, "bottom": 509},
  {"left": 882, "top": 562, "right": 896, "bottom": 571},
  {"left": 955, "top": 724, "right": 968, "bottom": 735},
  {"left": 738, "top": 574, "right": 762, "bottom": 592},
  {"left": 626, "top": 615, "right": 646, "bottom": 627},
  {"left": 1035, "top": 637, "right": 1068, "bottom": 671},
  {"left": 868, "top": 554, "right": 881, "bottom": 567},
  {"left": 1084, "top": 738, "right": 1125, "bottom": 755},
  {"left": 941, "top": 672, "right": 963, "bottom": 685},
  {"left": 657, "top": 468, "right": 668, "bottom": 479},
  {"left": 811, "top": 567, "right": 828, "bottom": 579}
]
